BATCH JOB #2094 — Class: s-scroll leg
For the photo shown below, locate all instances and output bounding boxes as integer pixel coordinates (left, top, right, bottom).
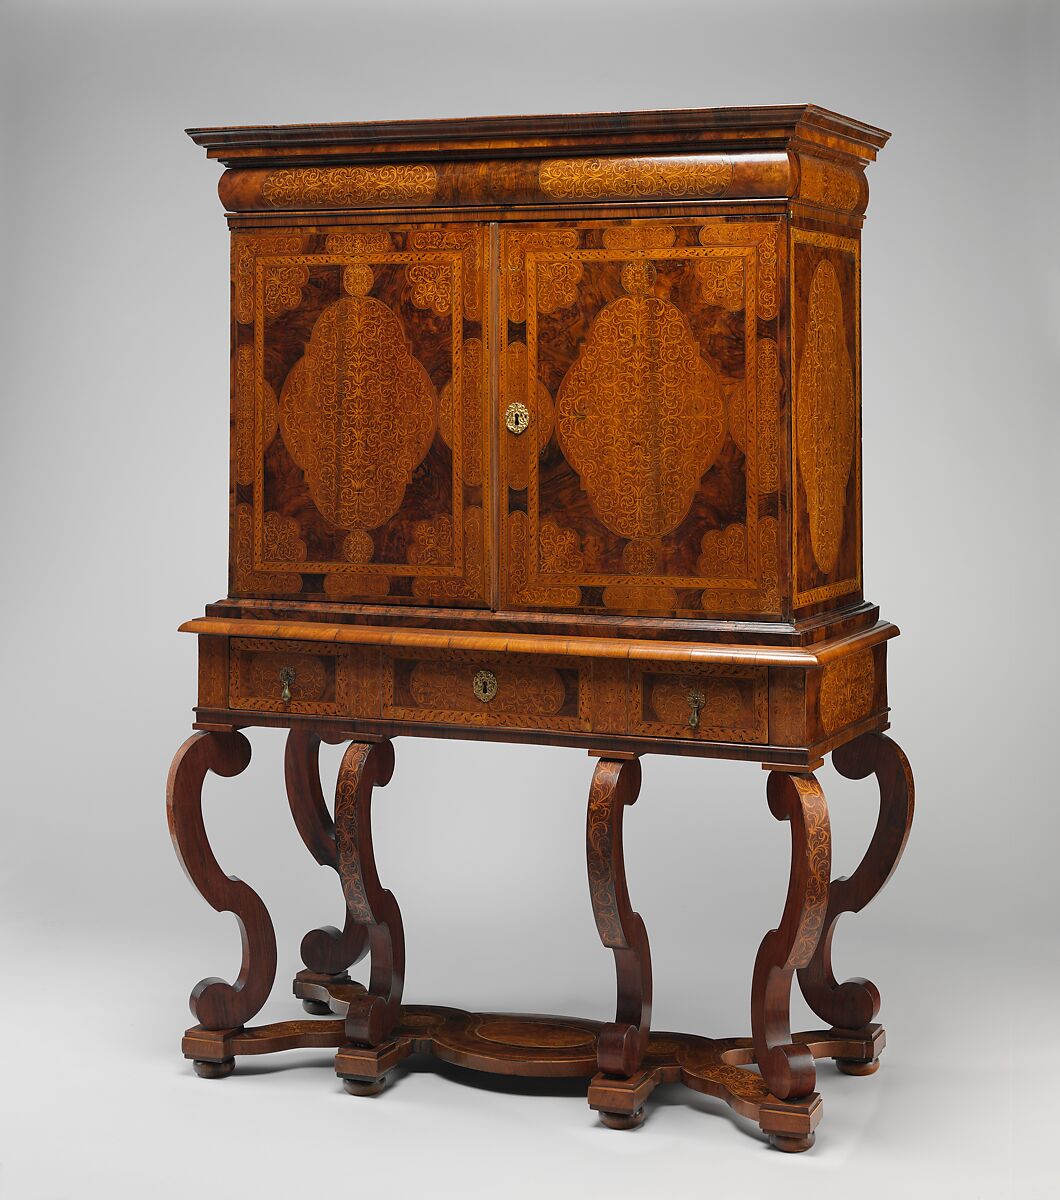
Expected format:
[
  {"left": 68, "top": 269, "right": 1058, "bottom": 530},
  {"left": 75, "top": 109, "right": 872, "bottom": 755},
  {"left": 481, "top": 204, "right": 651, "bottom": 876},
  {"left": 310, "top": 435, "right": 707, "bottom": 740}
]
[
  {"left": 585, "top": 756, "right": 653, "bottom": 1130},
  {"left": 166, "top": 730, "right": 277, "bottom": 1049},
  {"left": 798, "top": 732, "right": 914, "bottom": 1071},
  {"left": 752, "top": 771, "right": 831, "bottom": 1111},
  {"left": 332, "top": 740, "right": 403, "bottom": 1052},
  {"left": 285, "top": 730, "right": 369, "bottom": 1012}
]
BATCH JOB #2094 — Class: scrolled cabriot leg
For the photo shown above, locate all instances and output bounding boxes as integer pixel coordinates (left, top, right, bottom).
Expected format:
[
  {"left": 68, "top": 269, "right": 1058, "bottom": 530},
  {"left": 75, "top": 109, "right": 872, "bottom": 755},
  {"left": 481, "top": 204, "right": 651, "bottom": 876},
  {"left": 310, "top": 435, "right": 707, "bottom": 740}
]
[
  {"left": 166, "top": 730, "right": 277, "bottom": 1075},
  {"left": 751, "top": 769, "right": 831, "bottom": 1146},
  {"left": 798, "top": 732, "right": 914, "bottom": 1072},
  {"left": 584, "top": 755, "right": 653, "bottom": 1131},
  {"left": 331, "top": 739, "right": 404, "bottom": 1094},
  {"left": 285, "top": 730, "right": 369, "bottom": 1012}
]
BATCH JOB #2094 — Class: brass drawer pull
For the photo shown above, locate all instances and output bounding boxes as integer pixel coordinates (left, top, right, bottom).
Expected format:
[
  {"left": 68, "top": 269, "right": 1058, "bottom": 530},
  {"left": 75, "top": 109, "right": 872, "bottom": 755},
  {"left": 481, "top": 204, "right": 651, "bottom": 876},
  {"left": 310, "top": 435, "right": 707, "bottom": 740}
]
[
  {"left": 687, "top": 688, "right": 705, "bottom": 729},
  {"left": 279, "top": 666, "right": 296, "bottom": 703},
  {"left": 473, "top": 669, "right": 498, "bottom": 703},
  {"left": 504, "top": 401, "right": 530, "bottom": 435}
]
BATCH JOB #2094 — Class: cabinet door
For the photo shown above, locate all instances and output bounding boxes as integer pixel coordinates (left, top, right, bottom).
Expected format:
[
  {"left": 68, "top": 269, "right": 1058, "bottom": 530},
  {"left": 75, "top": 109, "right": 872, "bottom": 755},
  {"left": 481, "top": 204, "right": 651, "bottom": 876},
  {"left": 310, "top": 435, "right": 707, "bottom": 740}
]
[
  {"left": 498, "top": 217, "right": 784, "bottom": 618},
  {"left": 229, "top": 223, "right": 490, "bottom": 606}
]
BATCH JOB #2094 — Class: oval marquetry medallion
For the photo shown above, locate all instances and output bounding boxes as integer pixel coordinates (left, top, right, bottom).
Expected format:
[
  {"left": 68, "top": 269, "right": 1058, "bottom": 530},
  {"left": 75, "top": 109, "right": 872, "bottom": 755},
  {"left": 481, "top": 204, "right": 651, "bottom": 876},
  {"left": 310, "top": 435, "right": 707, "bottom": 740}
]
[
  {"left": 280, "top": 296, "right": 437, "bottom": 531},
  {"left": 797, "top": 260, "right": 855, "bottom": 575},
  {"left": 556, "top": 283, "right": 725, "bottom": 541}
]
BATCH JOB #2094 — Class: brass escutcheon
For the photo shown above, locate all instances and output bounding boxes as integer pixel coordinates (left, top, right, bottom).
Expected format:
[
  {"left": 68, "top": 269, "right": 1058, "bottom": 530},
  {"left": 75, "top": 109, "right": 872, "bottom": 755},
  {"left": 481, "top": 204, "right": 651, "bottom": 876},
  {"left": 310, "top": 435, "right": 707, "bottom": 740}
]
[
  {"left": 473, "top": 669, "right": 498, "bottom": 704},
  {"left": 504, "top": 401, "right": 530, "bottom": 435},
  {"left": 279, "top": 666, "right": 297, "bottom": 703},
  {"left": 687, "top": 688, "right": 706, "bottom": 729}
]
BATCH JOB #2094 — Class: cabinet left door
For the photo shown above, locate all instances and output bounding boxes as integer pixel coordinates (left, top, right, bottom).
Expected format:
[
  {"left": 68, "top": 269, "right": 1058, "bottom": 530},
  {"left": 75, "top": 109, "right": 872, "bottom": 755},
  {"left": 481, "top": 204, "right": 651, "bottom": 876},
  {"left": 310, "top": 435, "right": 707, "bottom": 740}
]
[{"left": 229, "top": 223, "right": 491, "bottom": 607}]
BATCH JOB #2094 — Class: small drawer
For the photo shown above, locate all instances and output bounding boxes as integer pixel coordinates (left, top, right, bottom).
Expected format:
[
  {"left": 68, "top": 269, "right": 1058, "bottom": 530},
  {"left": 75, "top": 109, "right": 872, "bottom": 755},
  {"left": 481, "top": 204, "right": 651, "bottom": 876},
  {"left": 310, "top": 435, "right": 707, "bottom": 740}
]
[
  {"left": 382, "top": 649, "right": 590, "bottom": 732},
  {"left": 230, "top": 638, "right": 350, "bottom": 715},
  {"left": 630, "top": 663, "right": 768, "bottom": 743}
]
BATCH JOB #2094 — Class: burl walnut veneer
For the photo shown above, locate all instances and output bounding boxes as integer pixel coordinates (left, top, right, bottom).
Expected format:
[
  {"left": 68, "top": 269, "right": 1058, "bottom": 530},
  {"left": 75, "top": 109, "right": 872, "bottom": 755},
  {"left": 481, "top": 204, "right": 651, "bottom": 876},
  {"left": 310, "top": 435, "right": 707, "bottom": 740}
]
[{"left": 168, "top": 105, "right": 913, "bottom": 1152}]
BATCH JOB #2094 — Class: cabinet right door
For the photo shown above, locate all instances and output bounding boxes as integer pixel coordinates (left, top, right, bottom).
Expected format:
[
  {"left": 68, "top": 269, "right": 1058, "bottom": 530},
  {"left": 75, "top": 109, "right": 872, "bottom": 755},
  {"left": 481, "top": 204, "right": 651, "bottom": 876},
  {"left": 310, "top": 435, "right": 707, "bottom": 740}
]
[{"left": 498, "top": 217, "right": 786, "bottom": 619}]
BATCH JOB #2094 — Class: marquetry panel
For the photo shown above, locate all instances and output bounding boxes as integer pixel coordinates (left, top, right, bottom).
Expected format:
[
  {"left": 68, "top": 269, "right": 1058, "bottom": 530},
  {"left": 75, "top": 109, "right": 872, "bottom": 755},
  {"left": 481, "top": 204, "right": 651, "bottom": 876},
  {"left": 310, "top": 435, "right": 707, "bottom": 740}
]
[
  {"left": 630, "top": 663, "right": 768, "bottom": 743},
  {"left": 382, "top": 650, "right": 590, "bottom": 732},
  {"left": 229, "top": 224, "right": 490, "bottom": 607},
  {"left": 791, "top": 227, "right": 862, "bottom": 610},
  {"left": 228, "top": 638, "right": 380, "bottom": 717},
  {"left": 499, "top": 217, "right": 786, "bottom": 619}
]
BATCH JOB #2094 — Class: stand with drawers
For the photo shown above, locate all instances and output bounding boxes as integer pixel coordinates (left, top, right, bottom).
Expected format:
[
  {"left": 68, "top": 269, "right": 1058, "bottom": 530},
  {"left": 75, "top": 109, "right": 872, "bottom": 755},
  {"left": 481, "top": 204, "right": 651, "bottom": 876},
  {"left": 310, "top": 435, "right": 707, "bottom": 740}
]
[{"left": 168, "top": 105, "right": 913, "bottom": 1152}]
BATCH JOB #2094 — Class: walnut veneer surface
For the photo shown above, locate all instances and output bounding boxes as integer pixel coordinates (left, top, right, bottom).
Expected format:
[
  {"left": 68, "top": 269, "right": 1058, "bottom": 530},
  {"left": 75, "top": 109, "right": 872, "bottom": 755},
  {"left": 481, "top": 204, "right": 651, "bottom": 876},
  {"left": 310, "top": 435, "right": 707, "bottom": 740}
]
[{"left": 168, "top": 106, "right": 913, "bottom": 1152}]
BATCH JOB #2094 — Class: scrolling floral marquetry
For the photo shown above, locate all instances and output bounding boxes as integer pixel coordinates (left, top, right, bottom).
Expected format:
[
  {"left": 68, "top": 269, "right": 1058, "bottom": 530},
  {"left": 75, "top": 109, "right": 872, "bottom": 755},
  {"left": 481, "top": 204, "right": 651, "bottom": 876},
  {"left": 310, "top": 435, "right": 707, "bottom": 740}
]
[
  {"left": 232, "top": 232, "right": 304, "bottom": 324},
  {"left": 500, "top": 216, "right": 785, "bottom": 618},
  {"left": 502, "top": 342, "right": 554, "bottom": 492},
  {"left": 279, "top": 295, "right": 437, "bottom": 532},
  {"left": 234, "top": 344, "right": 277, "bottom": 487},
  {"left": 410, "top": 507, "right": 487, "bottom": 604},
  {"left": 232, "top": 223, "right": 486, "bottom": 603},
  {"left": 791, "top": 225, "right": 862, "bottom": 610},
  {"left": 179, "top": 106, "right": 910, "bottom": 1155},
  {"left": 503, "top": 228, "right": 584, "bottom": 322},
  {"left": 407, "top": 227, "right": 483, "bottom": 319},
  {"left": 439, "top": 338, "right": 485, "bottom": 488},
  {"left": 260, "top": 164, "right": 438, "bottom": 208},
  {"left": 539, "top": 155, "right": 734, "bottom": 200}
]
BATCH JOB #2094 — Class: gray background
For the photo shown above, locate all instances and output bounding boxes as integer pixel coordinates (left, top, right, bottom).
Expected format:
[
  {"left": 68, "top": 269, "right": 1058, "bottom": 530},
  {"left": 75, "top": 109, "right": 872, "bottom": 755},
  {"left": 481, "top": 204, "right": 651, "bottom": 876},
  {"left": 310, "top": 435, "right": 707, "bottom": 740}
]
[{"left": 1, "top": 0, "right": 1056, "bottom": 1196}]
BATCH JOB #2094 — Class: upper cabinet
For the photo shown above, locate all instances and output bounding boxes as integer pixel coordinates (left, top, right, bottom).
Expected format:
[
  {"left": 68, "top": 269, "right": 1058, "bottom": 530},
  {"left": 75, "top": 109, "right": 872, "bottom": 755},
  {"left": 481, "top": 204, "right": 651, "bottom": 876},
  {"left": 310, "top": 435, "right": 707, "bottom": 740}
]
[{"left": 191, "top": 105, "right": 887, "bottom": 630}]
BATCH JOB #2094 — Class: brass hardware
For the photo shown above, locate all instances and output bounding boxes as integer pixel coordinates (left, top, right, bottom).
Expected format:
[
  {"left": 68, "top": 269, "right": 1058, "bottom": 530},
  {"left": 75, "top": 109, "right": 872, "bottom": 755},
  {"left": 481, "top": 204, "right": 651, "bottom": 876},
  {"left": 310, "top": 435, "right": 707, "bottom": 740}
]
[
  {"left": 279, "top": 666, "right": 296, "bottom": 704},
  {"left": 473, "top": 669, "right": 498, "bottom": 704},
  {"left": 687, "top": 689, "right": 706, "bottom": 729},
  {"left": 504, "top": 401, "right": 530, "bottom": 436}
]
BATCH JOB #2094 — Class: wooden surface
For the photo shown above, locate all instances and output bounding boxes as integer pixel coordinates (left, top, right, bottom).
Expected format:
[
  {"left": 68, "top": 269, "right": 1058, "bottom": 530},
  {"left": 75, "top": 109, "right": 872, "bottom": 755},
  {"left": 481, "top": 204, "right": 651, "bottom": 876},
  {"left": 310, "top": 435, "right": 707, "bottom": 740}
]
[
  {"left": 166, "top": 731, "right": 276, "bottom": 1029},
  {"left": 798, "top": 732, "right": 914, "bottom": 1032},
  {"left": 285, "top": 730, "right": 368, "bottom": 978},
  {"left": 189, "top": 102, "right": 885, "bottom": 632},
  {"left": 751, "top": 771, "right": 831, "bottom": 1100},
  {"left": 586, "top": 757, "right": 651, "bottom": 1077},
  {"left": 169, "top": 105, "right": 909, "bottom": 1155}
]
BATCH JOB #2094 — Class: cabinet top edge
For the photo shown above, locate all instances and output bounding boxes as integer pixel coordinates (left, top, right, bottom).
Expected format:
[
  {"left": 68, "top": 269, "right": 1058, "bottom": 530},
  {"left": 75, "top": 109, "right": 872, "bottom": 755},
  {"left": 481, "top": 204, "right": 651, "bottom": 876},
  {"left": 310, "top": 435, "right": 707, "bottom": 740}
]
[{"left": 186, "top": 104, "right": 890, "bottom": 165}]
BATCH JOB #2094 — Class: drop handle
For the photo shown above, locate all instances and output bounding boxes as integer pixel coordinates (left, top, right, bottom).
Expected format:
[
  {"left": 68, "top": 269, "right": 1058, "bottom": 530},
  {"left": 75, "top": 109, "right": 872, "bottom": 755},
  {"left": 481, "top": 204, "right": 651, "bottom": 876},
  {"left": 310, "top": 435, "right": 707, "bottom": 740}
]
[
  {"left": 279, "top": 666, "right": 296, "bottom": 704},
  {"left": 687, "top": 689, "right": 706, "bottom": 730}
]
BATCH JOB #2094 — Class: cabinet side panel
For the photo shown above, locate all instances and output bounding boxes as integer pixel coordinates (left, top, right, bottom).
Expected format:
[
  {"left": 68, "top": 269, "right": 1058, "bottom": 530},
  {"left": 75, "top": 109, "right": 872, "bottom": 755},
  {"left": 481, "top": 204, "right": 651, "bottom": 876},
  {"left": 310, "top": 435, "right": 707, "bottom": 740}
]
[{"left": 790, "top": 225, "right": 862, "bottom": 613}]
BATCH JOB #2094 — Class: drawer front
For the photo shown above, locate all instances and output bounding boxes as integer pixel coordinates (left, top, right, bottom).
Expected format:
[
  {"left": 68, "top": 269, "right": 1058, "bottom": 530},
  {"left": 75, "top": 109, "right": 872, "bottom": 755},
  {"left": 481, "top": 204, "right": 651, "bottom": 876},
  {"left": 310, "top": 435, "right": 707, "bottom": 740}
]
[
  {"left": 631, "top": 663, "right": 768, "bottom": 743},
  {"left": 230, "top": 638, "right": 376, "bottom": 716},
  {"left": 382, "top": 650, "right": 590, "bottom": 732}
]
